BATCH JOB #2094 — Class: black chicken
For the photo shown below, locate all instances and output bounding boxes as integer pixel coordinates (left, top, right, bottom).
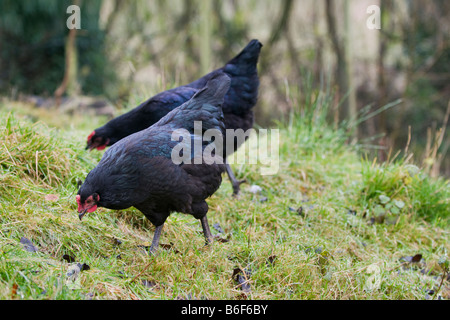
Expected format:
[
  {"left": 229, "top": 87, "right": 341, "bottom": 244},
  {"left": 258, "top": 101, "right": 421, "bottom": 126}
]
[
  {"left": 86, "top": 39, "right": 262, "bottom": 195},
  {"left": 76, "top": 73, "right": 231, "bottom": 254}
]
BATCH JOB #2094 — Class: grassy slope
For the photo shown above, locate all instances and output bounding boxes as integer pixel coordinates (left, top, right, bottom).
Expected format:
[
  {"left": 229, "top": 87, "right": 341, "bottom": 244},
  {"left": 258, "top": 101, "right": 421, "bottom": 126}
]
[{"left": 0, "top": 101, "right": 449, "bottom": 300}]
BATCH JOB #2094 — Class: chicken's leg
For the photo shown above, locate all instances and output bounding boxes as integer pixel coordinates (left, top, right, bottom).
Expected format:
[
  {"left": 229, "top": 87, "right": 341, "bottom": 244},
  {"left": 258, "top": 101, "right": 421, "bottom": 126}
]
[
  {"left": 225, "top": 162, "right": 246, "bottom": 196},
  {"left": 149, "top": 224, "right": 164, "bottom": 255},
  {"left": 200, "top": 215, "right": 213, "bottom": 245}
]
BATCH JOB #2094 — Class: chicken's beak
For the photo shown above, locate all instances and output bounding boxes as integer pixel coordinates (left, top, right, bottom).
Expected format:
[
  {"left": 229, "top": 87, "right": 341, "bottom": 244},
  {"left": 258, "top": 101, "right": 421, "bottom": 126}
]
[
  {"left": 78, "top": 209, "right": 88, "bottom": 221},
  {"left": 86, "top": 141, "right": 96, "bottom": 151},
  {"left": 86, "top": 140, "right": 108, "bottom": 151}
]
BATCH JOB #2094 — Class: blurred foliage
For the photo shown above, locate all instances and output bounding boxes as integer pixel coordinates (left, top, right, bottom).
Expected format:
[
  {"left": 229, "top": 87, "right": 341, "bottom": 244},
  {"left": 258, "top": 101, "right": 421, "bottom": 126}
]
[
  {"left": 392, "top": 0, "right": 450, "bottom": 173},
  {"left": 0, "top": 0, "right": 113, "bottom": 97}
]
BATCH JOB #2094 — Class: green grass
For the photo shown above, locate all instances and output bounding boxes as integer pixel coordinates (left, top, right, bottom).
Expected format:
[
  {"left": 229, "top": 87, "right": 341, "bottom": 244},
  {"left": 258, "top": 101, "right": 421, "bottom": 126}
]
[{"left": 0, "top": 97, "right": 449, "bottom": 300}]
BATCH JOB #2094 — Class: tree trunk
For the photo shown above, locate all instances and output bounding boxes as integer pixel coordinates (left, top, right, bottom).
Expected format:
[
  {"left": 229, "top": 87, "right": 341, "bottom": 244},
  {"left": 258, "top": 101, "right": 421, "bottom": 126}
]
[
  {"left": 326, "top": 0, "right": 360, "bottom": 137},
  {"left": 344, "top": 0, "right": 357, "bottom": 139},
  {"left": 325, "top": 0, "right": 347, "bottom": 124},
  {"left": 199, "top": 0, "right": 212, "bottom": 75},
  {"left": 54, "top": 26, "right": 79, "bottom": 106},
  {"left": 377, "top": 0, "right": 389, "bottom": 162},
  {"left": 54, "top": 0, "right": 80, "bottom": 106}
]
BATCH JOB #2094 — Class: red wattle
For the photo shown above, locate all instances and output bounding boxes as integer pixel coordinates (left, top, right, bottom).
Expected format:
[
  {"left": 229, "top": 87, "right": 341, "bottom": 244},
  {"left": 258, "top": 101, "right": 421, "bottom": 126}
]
[{"left": 75, "top": 195, "right": 82, "bottom": 211}]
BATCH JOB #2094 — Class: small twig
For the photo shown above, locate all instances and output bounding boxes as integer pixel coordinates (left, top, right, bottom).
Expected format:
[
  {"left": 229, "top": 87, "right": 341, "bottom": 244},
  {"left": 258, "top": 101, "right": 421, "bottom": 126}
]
[
  {"left": 388, "top": 261, "right": 409, "bottom": 272},
  {"left": 433, "top": 268, "right": 448, "bottom": 300},
  {"left": 131, "top": 258, "right": 155, "bottom": 283}
]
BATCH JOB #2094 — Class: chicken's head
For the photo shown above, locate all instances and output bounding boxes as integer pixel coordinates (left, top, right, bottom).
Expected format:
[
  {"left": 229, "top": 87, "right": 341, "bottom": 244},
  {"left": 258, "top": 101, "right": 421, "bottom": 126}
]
[
  {"left": 86, "top": 131, "right": 110, "bottom": 151},
  {"left": 76, "top": 193, "right": 100, "bottom": 220}
]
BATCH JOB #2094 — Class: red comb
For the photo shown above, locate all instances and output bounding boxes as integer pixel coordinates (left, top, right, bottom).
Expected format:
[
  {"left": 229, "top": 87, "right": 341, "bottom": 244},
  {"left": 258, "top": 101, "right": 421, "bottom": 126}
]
[{"left": 87, "top": 131, "right": 95, "bottom": 142}]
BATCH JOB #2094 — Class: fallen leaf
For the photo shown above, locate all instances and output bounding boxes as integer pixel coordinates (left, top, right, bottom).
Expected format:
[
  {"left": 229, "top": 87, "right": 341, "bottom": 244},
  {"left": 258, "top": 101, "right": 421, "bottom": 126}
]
[
  {"left": 420, "top": 268, "right": 433, "bottom": 276},
  {"left": 425, "top": 289, "right": 443, "bottom": 300},
  {"left": 400, "top": 254, "right": 423, "bottom": 263},
  {"left": 80, "top": 263, "right": 90, "bottom": 271},
  {"left": 425, "top": 289, "right": 435, "bottom": 300},
  {"left": 236, "top": 275, "right": 251, "bottom": 293},
  {"left": 232, "top": 268, "right": 252, "bottom": 294},
  {"left": 112, "top": 238, "right": 122, "bottom": 246},
  {"left": 63, "top": 254, "right": 76, "bottom": 263},
  {"left": 213, "top": 223, "right": 224, "bottom": 234},
  {"left": 411, "top": 254, "right": 423, "bottom": 263},
  {"left": 267, "top": 255, "right": 277, "bottom": 266},
  {"left": 11, "top": 283, "right": 18, "bottom": 299},
  {"left": 44, "top": 194, "right": 59, "bottom": 202},
  {"left": 304, "top": 246, "right": 321, "bottom": 254},
  {"left": 66, "top": 264, "right": 81, "bottom": 281},
  {"left": 20, "top": 237, "right": 38, "bottom": 252},
  {"left": 66, "top": 262, "right": 90, "bottom": 289},
  {"left": 288, "top": 206, "right": 304, "bottom": 216},
  {"left": 115, "top": 271, "right": 125, "bottom": 278}
]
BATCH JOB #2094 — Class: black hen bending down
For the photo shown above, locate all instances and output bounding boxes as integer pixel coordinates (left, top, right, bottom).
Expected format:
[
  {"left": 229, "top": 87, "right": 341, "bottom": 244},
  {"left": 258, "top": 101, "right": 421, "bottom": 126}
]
[
  {"left": 77, "top": 73, "right": 231, "bottom": 254},
  {"left": 86, "top": 40, "right": 262, "bottom": 196}
]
